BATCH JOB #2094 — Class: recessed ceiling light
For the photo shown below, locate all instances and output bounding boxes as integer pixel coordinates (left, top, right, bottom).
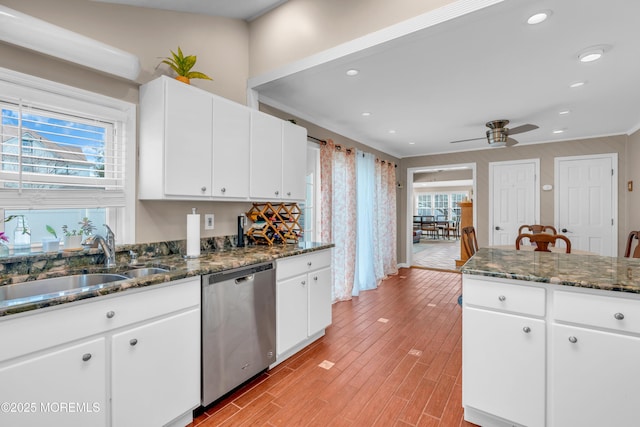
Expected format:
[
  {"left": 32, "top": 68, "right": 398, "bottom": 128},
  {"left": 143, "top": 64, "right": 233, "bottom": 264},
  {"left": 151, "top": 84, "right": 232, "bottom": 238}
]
[
  {"left": 569, "top": 81, "right": 586, "bottom": 88},
  {"left": 409, "top": 142, "right": 415, "bottom": 145},
  {"left": 388, "top": 129, "right": 396, "bottom": 134},
  {"left": 559, "top": 110, "right": 571, "bottom": 115},
  {"left": 553, "top": 129, "right": 565, "bottom": 134},
  {"left": 527, "top": 11, "right": 551, "bottom": 25},
  {"left": 361, "top": 112, "right": 371, "bottom": 117},
  {"left": 346, "top": 69, "right": 359, "bottom": 76},
  {"left": 579, "top": 49, "right": 603, "bottom": 63}
]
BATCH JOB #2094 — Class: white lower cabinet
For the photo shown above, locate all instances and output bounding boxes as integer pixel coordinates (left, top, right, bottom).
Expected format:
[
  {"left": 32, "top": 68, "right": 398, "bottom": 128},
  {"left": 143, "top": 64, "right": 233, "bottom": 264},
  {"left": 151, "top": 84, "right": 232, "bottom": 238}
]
[
  {"left": 0, "top": 278, "right": 200, "bottom": 427},
  {"left": 463, "top": 275, "right": 640, "bottom": 427},
  {"left": 463, "top": 305, "right": 545, "bottom": 427},
  {"left": 0, "top": 338, "right": 107, "bottom": 426},
  {"left": 111, "top": 308, "right": 200, "bottom": 427},
  {"left": 275, "top": 249, "right": 332, "bottom": 360}
]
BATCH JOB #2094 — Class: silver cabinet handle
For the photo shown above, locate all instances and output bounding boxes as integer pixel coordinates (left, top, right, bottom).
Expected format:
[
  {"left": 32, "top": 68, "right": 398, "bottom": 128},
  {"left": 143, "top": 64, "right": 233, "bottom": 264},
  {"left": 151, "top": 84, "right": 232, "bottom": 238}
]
[
  {"left": 313, "top": 276, "right": 318, "bottom": 281},
  {"left": 275, "top": 190, "right": 279, "bottom": 196},
  {"left": 307, "top": 261, "right": 312, "bottom": 267},
  {"left": 106, "top": 311, "right": 115, "bottom": 319},
  {"left": 523, "top": 326, "right": 531, "bottom": 333},
  {"left": 569, "top": 336, "right": 578, "bottom": 343},
  {"left": 201, "top": 186, "right": 207, "bottom": 192},
  {"left": 129, "top": 338, "right": 138, "bottom": 346},
  {"left": 498, "top": 295, "right": 506, "bottom": 302},
  {"left": 287, "top": 192, "right": 291, "bottom": 196},
  {"left": 82, "top": 353, "right": 92, "bottom": 362},
  {"left": 221, "top": 187, "right": 226, "bottom": 193},
  {"left": 614, "top": 312, "right": 625, "bottom": 320},
  {"left": 301, "top": 280, "right": 306, "bottom": 286}
]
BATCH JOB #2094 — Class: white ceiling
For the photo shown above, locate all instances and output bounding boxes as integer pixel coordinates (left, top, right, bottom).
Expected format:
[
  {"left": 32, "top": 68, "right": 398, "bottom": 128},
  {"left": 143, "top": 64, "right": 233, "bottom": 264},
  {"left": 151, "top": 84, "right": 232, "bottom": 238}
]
[
  {"left": 91, "top": 0, "right": 288, "bottom": 21},
  {"left": 251, "top": 0, "right": 640, "bottom": 158},
  {"left": 97, "top": 0, "right": 640, "bottom": 159}
]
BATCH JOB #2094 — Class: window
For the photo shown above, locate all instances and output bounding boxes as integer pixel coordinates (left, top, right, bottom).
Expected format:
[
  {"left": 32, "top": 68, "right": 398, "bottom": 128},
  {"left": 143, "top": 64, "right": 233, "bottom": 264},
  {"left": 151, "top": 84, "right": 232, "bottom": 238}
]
[
  {"left": 415, "top": 191, "right": 468, "bottom": 219},
  {"left": 0, "top": 68, "right": 136, "bottom": 248},
  {"left": 417, "top": 194, "right": 432, "bottom": 216}
]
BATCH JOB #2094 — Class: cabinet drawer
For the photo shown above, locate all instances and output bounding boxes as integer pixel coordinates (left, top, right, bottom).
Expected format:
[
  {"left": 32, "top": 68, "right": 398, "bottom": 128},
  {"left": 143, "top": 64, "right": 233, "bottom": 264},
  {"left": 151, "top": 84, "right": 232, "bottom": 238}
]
[
  {"left": 554, "top": 290, "right": 640, "bottom": 334},
  {"left": 463, "top": 278, "right": 545, "bottom": 316},
  {"left": 276, "top": 250, "right": 331, "bottom": 281},
  {"left": 0, "top": 278, "right": 200, "bottom": 362}
]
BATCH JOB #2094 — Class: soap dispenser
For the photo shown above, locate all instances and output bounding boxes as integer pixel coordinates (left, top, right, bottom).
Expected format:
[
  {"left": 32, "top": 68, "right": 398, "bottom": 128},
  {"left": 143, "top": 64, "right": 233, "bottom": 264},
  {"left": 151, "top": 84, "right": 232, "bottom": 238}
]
[{"left": 237, "top": 215, "right": 246, "bottom": 247}]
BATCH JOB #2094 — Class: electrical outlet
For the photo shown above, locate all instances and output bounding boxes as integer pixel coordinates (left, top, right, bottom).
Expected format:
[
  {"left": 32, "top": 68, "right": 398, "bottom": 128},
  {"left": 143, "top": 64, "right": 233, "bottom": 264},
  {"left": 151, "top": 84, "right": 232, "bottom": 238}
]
[{"left": 204, "top": 214, "right": 214, "bottom": 230}]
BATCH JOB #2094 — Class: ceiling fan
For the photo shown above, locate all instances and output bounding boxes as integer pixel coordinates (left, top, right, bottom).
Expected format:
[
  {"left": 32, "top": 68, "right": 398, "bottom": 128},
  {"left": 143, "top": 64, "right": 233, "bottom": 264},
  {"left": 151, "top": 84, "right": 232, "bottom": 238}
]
[{"left": 450, "top": 120, "right": 539, "bottom": 147}]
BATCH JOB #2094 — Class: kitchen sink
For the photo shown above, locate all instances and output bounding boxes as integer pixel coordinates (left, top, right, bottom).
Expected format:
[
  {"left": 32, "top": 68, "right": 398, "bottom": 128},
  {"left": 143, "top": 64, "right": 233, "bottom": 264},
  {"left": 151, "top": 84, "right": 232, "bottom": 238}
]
[
  {"left": 123, "top": 267, "right": 169, "bottom": 278},
  {"left": 0, "top": 273, "right": 128, "bottom": 303}
]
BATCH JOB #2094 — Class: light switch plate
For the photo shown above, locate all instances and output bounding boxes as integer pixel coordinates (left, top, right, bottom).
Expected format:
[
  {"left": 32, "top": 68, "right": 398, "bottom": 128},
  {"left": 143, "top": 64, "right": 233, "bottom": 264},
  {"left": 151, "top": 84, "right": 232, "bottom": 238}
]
[{"left": 204, "top": 214, "right": 214, "bottom": 230}]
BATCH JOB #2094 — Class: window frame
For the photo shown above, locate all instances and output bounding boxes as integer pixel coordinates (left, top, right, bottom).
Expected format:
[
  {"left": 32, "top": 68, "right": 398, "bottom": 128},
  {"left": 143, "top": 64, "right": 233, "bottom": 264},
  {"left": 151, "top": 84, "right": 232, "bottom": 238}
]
[{"left": 0, "top": 67, "right": 136, "bottom": 244}]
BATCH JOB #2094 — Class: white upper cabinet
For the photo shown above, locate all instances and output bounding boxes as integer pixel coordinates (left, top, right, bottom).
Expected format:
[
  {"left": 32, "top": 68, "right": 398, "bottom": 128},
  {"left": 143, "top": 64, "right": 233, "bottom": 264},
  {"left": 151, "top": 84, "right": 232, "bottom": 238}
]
[
  {"left": 139, "top": 76, "right": 306, "bottom": 202},
  {"left": 212, "top": 97, "right": 250, "bottom": 199},
  {"left": 250, "top": 110, "right": 307, "bottom": 201},
  {"left": 282, "top": 120, "right": 307, "bottom": 201},
  {"left": 250, "top": 110, "right": 284, "bottom": 200}
]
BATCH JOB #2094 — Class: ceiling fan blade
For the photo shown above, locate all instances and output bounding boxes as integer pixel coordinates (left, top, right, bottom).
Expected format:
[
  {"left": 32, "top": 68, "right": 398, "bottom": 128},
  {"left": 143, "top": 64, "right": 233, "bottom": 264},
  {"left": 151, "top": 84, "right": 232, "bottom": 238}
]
[
  {"left": 450, "top": 136, "right": 485, "bottom": 144},
  {"left": 508, "top": 124, "right": 539, "bottom": 135},
  {"left": 505, "top": 137, "right": 519, "bottom": 147}
]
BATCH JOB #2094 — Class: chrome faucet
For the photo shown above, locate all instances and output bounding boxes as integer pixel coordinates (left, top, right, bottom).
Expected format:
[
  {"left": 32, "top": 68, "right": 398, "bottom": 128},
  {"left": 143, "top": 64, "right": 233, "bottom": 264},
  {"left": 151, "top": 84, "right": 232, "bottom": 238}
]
[{"left": 85, "top": 224, "right": 116, "bottom": 267}]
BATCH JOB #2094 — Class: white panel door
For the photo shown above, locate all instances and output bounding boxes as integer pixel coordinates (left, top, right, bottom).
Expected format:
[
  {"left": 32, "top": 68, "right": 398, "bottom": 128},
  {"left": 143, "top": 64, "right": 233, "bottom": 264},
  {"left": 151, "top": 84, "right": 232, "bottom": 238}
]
[
  {"left": 555, "top": 155, "right": 616, "bottom": 256},
  {"left": 490, "top": 160, "right": 538, "bottom": 245}
]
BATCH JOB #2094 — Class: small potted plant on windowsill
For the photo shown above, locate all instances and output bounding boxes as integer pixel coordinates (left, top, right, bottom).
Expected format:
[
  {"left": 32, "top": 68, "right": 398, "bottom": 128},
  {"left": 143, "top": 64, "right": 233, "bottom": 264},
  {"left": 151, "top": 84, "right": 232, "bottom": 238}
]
[
  {"left": 62, "top": 225, "right": 83, "bottom": 251},
  {"left": 43, "top": 225, "right": 61, "bottom": 252}
]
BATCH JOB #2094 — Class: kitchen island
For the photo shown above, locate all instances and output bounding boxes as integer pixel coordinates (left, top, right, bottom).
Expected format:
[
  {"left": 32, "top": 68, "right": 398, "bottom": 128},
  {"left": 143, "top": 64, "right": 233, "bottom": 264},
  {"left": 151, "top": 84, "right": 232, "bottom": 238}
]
[{"left": 461, "top": 248, "right": 640, "bottom": 427}]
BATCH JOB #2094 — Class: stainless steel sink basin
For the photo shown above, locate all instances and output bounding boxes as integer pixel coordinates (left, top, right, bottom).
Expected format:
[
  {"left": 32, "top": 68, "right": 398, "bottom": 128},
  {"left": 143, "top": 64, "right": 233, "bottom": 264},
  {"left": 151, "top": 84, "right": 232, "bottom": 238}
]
[
  {"left": 0, "top": 273, "right": 128, "bottom": 303},
  {"left": 123, "top": 267, "right": 169, "bottom": 278}
]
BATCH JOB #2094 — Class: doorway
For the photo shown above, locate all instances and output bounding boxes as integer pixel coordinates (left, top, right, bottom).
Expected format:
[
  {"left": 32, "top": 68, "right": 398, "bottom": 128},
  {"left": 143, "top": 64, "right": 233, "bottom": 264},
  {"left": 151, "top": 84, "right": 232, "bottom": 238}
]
[{"left": 406, "top": 163, "right": 477, "bottom": 270}]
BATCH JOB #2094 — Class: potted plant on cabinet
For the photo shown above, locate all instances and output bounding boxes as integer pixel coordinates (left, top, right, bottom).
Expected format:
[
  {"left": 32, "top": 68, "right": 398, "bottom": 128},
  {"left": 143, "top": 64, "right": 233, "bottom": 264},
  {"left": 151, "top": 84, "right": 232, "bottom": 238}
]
[{"left": 159, "top": 46, "right": 213, "bottom": 85}]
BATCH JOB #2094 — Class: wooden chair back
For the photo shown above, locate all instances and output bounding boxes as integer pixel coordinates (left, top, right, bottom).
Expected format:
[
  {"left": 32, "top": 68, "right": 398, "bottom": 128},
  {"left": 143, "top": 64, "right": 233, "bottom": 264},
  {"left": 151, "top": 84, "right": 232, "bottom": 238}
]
[
  {"left": 624, "top": 231, "right": 640, "bottom": 258},
  {"left": 461, "top": 226, "right": 478, "bottom": 257},
  {"left": 518, "top": 224, "right": 558, "bottom": 235},
  {"left": 516, "top": 233, "right": 571, "bottom": 253}
]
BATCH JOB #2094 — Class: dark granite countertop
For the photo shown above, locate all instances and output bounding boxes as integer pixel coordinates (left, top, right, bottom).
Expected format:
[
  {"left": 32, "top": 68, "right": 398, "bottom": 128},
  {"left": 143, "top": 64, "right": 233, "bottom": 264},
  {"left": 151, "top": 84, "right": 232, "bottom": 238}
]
[
  {"left": 0, "top": 242, "right": 333, "bottom": 317},
  {"left": 461, "top": 247, "right": 640, "bottom": 294}
]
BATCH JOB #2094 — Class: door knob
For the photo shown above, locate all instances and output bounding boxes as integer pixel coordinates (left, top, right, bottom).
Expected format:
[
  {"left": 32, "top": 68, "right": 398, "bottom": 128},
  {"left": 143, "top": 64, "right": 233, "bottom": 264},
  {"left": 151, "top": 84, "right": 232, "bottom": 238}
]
[
  {"left": 561, "top": 228, "right": 568, "bottom": 233},
  {"left": 495, "top": 226, "right": 501, "bottom": 231}
]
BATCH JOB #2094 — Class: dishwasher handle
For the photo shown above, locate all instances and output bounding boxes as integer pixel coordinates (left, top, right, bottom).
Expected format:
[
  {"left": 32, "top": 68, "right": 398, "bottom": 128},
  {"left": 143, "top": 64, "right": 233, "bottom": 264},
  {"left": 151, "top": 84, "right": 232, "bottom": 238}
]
[{"left": 235, "top": 275, "right": 254, "bottom": 284}]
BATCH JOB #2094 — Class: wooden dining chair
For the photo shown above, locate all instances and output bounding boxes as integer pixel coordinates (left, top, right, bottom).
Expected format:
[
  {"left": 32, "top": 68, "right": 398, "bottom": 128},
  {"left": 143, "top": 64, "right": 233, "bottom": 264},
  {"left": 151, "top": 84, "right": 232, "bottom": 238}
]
[
  {"left": 445, "top": 217, "right": 460, "bottom": 239},
  {"left": 624, "top": 231, "right": 640, "bottom": 258},
  {"left": 516, "top": 233, "right": 571, "bottom": 253},
  {"left": 421, "top": 216, "right": 439, "bottom": 239},
  {"left": 461, "top": 226, "right": 478, "bottom": 257},
  {"left": 518, "top": 224, "right": 558, "bottom": 235}
]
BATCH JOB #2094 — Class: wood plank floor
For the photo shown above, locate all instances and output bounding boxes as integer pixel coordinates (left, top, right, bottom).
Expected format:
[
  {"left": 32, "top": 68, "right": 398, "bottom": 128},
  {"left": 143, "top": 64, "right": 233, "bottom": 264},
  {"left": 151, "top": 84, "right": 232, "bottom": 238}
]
[{"left": 190, "top": 268, "right": 477, "bottom": 427}]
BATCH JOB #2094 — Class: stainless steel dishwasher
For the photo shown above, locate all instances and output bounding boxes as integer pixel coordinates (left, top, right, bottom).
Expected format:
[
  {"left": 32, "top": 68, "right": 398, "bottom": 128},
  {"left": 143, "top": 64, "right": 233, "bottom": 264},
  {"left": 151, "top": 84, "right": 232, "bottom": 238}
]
[{"left": 201, "top": 262, "right": 276, "bottom": 406}]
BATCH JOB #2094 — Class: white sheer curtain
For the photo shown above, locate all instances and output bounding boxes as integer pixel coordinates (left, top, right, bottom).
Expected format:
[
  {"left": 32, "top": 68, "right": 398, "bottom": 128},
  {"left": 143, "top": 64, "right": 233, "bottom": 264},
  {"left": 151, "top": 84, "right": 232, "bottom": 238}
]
[
  {"left": 321, "top": 141, "right": 397, "bottom": 302},
  {"left": 354, "top": 151, "right": 377, "bottom": 296}
]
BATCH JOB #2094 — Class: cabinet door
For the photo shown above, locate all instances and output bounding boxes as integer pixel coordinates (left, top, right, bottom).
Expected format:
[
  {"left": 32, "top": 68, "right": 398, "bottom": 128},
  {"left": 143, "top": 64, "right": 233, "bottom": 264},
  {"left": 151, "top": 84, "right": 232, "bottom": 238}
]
[
  {"left": 164, "top": 78, "right": 213, "bottom": 197},
  {"left": 551, "top": 324, "right": 640, "bottom": 427},
  {"left": 308, "top": 266, "right": 332, "bottom": 336},
  {"left": 111, "top": 309, "right": 200, "bottom": 427},
  {"left": 212, "top": 97, "right": 250, "bottom": 198},
  {"left": 463, "top": 307, "right": 545, "bottom": 427},
  {"left": 277, "top": 274, "right": 309, "bottom": 355},
  {"left": 250, "top": 111, "right": 283, "bottom": 199},
  {"left": 0, "top": 338, "right": 106, "bottom": 427},
  {"left": 282, "top": 121, "right": 307, "bottom": 201}
]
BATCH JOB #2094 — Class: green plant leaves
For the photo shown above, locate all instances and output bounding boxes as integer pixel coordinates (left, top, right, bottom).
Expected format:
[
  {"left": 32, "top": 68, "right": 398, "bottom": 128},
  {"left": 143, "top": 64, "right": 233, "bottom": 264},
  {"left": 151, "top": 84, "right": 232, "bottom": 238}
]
[{"left": 160, "top": 46, "right": 213, "bottom": 81}]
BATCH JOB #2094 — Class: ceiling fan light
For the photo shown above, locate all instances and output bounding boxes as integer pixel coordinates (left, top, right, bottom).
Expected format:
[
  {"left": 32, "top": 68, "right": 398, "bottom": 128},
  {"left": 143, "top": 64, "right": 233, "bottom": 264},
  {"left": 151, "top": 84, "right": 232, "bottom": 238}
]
[
  {"left": 579, "top": 49, "right": 603, "bottom": 63},
  {"left": 486, "top": 129, "right": 508, "bottom": 146}
]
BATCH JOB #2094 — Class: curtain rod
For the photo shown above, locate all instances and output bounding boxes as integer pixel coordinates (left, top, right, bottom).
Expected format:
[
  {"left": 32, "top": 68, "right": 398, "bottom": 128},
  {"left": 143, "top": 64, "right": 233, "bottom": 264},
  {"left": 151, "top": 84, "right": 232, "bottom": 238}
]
[{"left": 304, "top": 130, "right": 397, "bottom": 168}]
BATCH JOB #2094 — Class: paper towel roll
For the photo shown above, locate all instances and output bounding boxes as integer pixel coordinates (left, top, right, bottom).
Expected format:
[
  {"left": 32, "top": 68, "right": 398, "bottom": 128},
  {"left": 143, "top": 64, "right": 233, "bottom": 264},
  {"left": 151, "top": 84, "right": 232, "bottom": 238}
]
[{"left": 186, "top": 213, "right": 200, "bottom": 258}]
